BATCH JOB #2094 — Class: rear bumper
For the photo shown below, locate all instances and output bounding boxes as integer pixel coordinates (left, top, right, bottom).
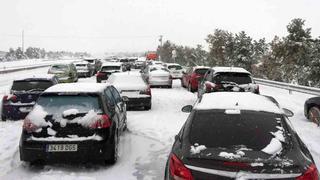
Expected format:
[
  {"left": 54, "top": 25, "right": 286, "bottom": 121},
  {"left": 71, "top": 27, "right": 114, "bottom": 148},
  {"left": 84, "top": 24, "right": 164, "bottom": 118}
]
[
  {"left": 19, "top": 135, "right": 113, "bottom": 163},
  {"left": 149, "top": 80, "right": 172, "bottom": 86},
  {"left": 2, "top": 104, "right": 33, "bottom": 120},
  {"left": 127, "top": 97, "right": 151, "bottom": 108},
  {"left": 77, "top": 71, "right": 90, "bottom": 77}
]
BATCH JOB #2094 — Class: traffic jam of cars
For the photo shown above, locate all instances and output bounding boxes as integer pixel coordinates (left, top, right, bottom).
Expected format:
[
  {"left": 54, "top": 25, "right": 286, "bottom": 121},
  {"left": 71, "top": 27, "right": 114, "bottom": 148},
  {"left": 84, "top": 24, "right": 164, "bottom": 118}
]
[{"left": 1, "top": 54, "right": 319, "bottom": 180}]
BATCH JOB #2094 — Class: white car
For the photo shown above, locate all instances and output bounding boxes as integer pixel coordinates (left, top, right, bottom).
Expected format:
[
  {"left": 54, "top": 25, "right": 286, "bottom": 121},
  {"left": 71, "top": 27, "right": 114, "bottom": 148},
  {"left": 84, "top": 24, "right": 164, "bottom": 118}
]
[
  {"left": 107, "top": 72, "right": 152, "bottom": 110},
  {"left": 74, "top": 61, "right": 92, "bottom": 77},
  {"left": 165, "top": 63, "right": 184, "bottom": 79},
  {"left": 142, "top": 65, "right": 172, "bottom": 88},
  {"left": 96, "top": 62, "right": 124, "bottom": 83}
]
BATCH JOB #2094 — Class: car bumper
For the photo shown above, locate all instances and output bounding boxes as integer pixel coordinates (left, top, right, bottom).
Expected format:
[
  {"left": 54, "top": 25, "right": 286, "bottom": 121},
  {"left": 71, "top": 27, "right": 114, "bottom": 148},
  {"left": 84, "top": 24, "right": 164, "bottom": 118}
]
[
  {"left": 19, "top": 136, "right": 113, "bottom": 163},
  {"left": 149, "top": 80, "right": 172, "bottom": 86},
  {"left": 2, "top": 104, "right": 33, "bottom": 120},
  {"left": 77, "top": 71, "right": 90, "bottom": 77},
  {"left": 126, "top": 97, "right": 151, "bottom": 108}
]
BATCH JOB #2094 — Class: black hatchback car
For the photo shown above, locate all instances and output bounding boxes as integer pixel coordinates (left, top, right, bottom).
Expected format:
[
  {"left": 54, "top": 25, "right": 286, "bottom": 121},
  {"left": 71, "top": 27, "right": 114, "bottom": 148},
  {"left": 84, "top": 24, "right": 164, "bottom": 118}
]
[
  {"left": 165, "top": 92, "right": 318, "bottom": 180},
  {"left": 19, "top": 83, "right": 127, "bottom": 165},
  {"left": 1, "top": 74, "right": 58, "bottom": 121}
]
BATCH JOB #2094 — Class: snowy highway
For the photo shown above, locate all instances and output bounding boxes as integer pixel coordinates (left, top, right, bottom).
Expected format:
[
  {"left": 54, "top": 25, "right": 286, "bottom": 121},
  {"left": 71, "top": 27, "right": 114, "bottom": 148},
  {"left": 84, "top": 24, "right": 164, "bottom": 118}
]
[{"left": 0, "top": 67, "right": 319, "bottom": 180}]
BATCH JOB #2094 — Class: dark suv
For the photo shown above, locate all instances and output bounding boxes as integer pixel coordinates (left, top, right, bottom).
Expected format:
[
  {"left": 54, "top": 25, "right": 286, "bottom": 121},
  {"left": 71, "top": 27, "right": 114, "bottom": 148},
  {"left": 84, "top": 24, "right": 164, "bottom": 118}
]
[
  {"left": 165, "top": 92, "right": 318, "bottom": 180},
  {"left": 19, "top": 83, "right": 127, "bottom": 165},
  {"left": 198, "top": 67, "right": 259, "bottom": 98},
  {"left": 1, "top": 75, "right": 58, "bottom": 121}
]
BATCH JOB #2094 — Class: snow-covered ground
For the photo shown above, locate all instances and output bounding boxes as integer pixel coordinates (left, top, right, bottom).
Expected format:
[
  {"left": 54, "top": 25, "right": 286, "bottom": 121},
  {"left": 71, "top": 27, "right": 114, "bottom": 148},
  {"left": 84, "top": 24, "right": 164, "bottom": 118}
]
[{"left": 0, "top": 67, "right": 319, "bottom": 179}]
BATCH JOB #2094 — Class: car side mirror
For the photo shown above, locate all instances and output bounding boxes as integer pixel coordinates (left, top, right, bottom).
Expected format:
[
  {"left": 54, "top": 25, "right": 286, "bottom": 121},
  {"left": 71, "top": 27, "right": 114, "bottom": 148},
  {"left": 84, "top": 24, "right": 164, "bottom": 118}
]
[
  {"left": 181, "top": 105, "right": 193, "bottom": 113},
  {"left": 122, "top": 96, "right": 129, "bottom": 102},
  {"left": 282, "top": 108, "right": 294, "bottom": 117}
]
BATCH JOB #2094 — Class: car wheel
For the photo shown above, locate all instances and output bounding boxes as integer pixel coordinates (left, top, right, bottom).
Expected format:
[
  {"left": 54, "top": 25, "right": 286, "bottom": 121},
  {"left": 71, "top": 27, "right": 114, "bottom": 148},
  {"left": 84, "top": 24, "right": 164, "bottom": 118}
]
[
  {"left": 168, "top": 84, "right": 172, "bottom": 89},
  {"left": 308, "top": 106, "right": 320, "bottom": 125},
  {"left": 106, "top": 130, "right": 119, "bottom": 164},
  {"left": 1, "top": 114, "right": 6, "bottom": 121}
]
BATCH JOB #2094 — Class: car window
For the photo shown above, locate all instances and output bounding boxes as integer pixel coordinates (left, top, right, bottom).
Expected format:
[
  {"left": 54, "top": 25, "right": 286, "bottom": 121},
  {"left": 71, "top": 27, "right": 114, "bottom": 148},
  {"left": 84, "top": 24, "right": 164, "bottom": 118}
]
[
  {"left": 50, "top": 64, "right": 68, "bottom": 72},
  {"left": 104, "top": 88, "right": 116, "bottom": 106},
  {"left": 194, "top": 68, "right": 209, "bottom": 75},
  {"left": 213, "top": 72, "right": 252, "bottom": 84},
  {"left": 110, "top": 86, "right": 122, "bottom": 103},
  {"left": 189, "top": 110, "right": 285, "bottom": 151},
  {"left": 101, "top": 66, "right": 121, "bottom": 71},
  {"left": 168, "top": 65, "right": 182, "bottom": 70},
  {"left": 36, "top": 94, "right": 102, "bottom": 119},
  {"left": 11, "top": 80, "right": 54, "bottom": 91}
]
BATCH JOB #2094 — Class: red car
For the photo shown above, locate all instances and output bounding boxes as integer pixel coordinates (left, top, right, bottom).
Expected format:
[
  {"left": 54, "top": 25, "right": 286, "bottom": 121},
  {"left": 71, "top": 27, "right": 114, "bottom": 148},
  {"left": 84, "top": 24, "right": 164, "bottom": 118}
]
[{"left": 182, "top": 66, "right": 210, "bottom": 92}]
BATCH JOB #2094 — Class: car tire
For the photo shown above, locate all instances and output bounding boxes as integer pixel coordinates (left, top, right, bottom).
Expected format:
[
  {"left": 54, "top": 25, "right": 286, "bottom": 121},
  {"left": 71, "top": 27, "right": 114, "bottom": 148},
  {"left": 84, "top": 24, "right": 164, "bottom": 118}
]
[
  {"left": 168, "top": 85, "right": 172, "bottom": 89},
  {"left": 1, "top": 114, "right": 6, "bottom": 121},
  {"left": 308, "top": 106, "right": 320, "bottom": 125},
  {"left": 106, "top": 130, "right": 119, "bottom": 164}
]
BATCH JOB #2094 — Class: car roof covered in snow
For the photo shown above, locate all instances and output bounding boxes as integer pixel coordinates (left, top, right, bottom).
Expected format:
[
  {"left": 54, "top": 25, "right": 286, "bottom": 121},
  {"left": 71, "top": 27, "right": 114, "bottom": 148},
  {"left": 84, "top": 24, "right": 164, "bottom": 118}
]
[
  {"left": 212, "top": 66, "right": 251, "bottom": 74},
  {"left": 14, "top": 74, "right": 57, "bottom": 81},
  {"left": 193, "top": 66, "right": 210, "bottom": 70},
  {"left": 195, "top": 92, "right": 282, "bottom": 114},
  {"left": 44, "top": 83, "right": 111, "bottom": 93},
  {"left": 73, "top": 60, "right": 89, "bottom": 65},
  {"left": 101, "top": 62, "right": 122, "bottom": 67}
]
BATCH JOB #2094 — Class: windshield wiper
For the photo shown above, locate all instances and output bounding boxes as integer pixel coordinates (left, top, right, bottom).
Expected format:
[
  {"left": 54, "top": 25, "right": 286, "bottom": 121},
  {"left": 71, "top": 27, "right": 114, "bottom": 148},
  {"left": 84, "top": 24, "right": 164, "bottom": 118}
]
[{"left": 27, "top": 88, "right": 46, "bottom": 92}]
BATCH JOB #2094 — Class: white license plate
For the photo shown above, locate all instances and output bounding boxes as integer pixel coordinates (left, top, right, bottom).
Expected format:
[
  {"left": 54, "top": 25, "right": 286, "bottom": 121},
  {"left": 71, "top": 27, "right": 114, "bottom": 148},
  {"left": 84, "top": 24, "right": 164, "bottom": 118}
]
[
  {"left": 47, "top": 144, "right": 78, "bottom": 152},
  {"left": 19, "top": 107, "right": 33, "bottom": 113}
]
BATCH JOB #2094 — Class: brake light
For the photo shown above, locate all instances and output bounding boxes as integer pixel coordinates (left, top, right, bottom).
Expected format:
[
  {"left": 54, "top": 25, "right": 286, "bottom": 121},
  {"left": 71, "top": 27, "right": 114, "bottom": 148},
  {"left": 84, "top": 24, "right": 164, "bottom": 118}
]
[
  {"left": 90, "top": 114, "right": 112, "bottom": 129},
  {"left": 2, "top": 95, "right": 8, "bottom": 102},
  {"left": 2, "top": 95, "right": 18, "bottom": 103},
  {"left": 23, "top": 118, "right": 39, "bottom": 133},
  {"left": 296, "top": 164, "right": 319, "bottom": 180},
  {"left": 96, "top": 71, "right": 105, "bottom": 77},
  {"left": 169, "top": 153, "right": 193, "bottom": 180}
]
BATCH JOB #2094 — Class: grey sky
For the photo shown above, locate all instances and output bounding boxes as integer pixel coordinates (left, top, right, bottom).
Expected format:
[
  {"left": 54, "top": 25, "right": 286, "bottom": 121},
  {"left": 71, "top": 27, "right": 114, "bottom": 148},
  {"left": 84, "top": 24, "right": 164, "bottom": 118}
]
[{"left": 0, "top": 0, "right": 319, "bottom": 53}]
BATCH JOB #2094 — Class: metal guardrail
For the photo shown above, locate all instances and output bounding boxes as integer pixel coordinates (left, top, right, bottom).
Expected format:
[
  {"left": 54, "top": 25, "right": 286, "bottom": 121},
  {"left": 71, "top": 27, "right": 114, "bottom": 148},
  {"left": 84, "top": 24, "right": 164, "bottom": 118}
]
[
  {"left": 254, "top": 78, "right": 320, "bottom": 96},
  {"left": 0, "top": 64, "right": 51, "bottom": 74}
]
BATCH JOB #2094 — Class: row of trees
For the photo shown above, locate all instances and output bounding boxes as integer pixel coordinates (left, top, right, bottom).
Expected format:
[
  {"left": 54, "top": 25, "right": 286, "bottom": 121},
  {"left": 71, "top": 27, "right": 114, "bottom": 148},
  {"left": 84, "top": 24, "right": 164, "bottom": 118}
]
[
  {"left": 157, "top": 18, "right": 320, "bottom": 87},
  {"left": 3, "top": 47, "right": 90, "bottom": 61}
]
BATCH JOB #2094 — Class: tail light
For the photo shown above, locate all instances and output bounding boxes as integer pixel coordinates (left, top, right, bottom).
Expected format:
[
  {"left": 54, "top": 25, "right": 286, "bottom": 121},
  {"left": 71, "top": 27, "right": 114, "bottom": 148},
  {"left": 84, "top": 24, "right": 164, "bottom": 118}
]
[
  {"left": 23, "top": 118, "right": 39, "bottom": 133},
  {"left": 90, "top": 114, "right": 112, "bottom": 129},
  {"left": 2, "top": 95, "right": 18, "bottom": 103},
  {"left": 96, "top": 71, "right": 105, "bottom": 77},
  {"left": 169, "top": 153, "right": 193, "bottom": 180},
  {"left": 140, "top": 86, "right": 151, "bottom": 96},
  {"left": 296, "top": 164, "right": 319, "bottom": 180}
]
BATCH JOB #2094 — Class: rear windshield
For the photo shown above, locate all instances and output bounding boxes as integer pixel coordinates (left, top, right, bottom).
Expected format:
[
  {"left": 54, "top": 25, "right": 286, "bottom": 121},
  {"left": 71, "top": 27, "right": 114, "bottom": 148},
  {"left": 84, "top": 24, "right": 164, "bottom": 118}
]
[
  {"left": 168, "top": 65, "right": 183, "bottom": 70},
  {"left": 50, "top": 65, "right": 68, "bottom": 71},
  {"left": 76, "top": 64, "right": 87, "bottom": 67},
  {"left": 214, "top": 72, "right": 252, "bottom": 84},
  {"left": 195, "top": 68, "right": 209, "bottom": 75},
  {"left": 189, "top": 110, "right": 283, "bottom": 151},
  {"left": 37, "top": 94, "right": 102, "bottom": 118},
  {"left": 120, "top": 59, "right": 129, "bottom": 63},
  {"left": 85, "top": 60, "right": 94, "bottom": 63},
  {"left": 101, "top": 66, "right": 121, "bottom": 71},
  {"left": 12, "top": 80, "right": 53, "bottom": 91}
]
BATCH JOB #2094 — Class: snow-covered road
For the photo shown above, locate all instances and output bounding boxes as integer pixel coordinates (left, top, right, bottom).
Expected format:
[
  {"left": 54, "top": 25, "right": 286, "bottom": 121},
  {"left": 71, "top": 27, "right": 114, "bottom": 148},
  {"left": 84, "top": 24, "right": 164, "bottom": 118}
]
[{"left": 0, "top": 68, "right": 319, "bottom": 180}]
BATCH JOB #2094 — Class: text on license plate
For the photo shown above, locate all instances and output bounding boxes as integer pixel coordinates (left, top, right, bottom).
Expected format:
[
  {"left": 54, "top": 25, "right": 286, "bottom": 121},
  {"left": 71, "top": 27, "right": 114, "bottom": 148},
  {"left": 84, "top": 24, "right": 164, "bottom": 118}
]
[{"left": 47, "top": 144, "right": 78, "bottom": 152}]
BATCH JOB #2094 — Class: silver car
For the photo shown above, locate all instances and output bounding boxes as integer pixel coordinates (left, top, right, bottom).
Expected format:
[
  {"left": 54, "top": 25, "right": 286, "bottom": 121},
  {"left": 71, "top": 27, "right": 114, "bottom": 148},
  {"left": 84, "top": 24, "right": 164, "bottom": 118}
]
[{"left": 142, "top": 65, "right": 172, "bottom": 88}]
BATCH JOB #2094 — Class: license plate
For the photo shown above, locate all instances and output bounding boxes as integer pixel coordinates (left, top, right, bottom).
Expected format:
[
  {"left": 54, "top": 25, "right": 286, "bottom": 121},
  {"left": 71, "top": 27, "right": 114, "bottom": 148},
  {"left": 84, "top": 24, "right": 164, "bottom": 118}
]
[
  {"left": 19, "top": 107, "right": 33, "bottom": 113},
  {"left": 47, "top": 144, "right": 78, "bottom": 152}
]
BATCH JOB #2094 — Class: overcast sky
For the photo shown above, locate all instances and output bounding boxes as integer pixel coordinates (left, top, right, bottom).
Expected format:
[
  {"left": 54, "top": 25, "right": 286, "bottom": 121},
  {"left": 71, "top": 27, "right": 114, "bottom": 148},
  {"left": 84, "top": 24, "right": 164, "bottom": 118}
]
[{"left": 0, "top": 0, "right": 319, "bottom": 54}]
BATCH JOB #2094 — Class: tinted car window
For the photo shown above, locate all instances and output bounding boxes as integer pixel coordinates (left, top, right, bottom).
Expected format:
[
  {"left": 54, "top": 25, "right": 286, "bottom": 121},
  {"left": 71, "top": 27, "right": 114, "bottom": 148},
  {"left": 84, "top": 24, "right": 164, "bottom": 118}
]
[
  {"left": 101, "top": 66, "right": 121, "bottom": 71},
  {"left": 110, "top": 86, "right": 122, "bottom": 103},
  {"left": 11, "top": 80, "right": 54, "bottom": 91},
  {"left": 105, "top": 88, "right": 116, "bottom": 106},
  {"left": 190, "top": 110, "right": 283, "bottom": 151},
  {"left": 214, "top": 72, "right": 252, "bottom": 84},
  {"left": 85, "top": 60, "right": 94, "bottom": 63},
  {"left": 168, "top": 65, "right": 183, "bottom": 70},
  {"left": 50, "top": 65, "right": 68, "bottom": 71},
  {"left": 76, "top": 64, "right": 87, "bottom": 67},
  {"left": 37, "top": 94, "right": 101, "bottom": 118},
  {"left": 194, "top": 68, "right": 208, "bottom": 75}
]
